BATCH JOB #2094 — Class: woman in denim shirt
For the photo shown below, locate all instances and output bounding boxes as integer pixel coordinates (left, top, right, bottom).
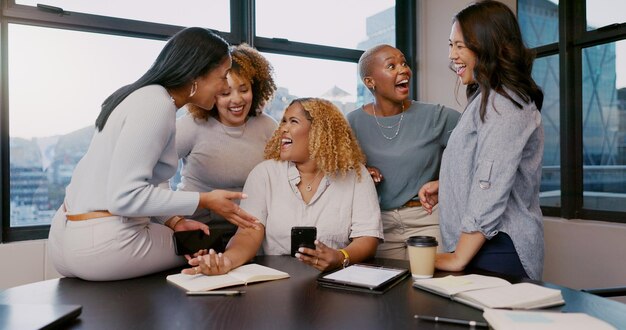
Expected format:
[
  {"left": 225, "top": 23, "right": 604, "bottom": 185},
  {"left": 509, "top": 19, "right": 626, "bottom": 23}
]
[{"left": 421, "top": 1, "right": 545, "bottom": 280}]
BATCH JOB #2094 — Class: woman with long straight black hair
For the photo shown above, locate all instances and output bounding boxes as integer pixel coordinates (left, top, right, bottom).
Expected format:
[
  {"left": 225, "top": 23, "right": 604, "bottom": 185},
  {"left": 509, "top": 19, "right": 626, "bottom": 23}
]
[{"left": 48, "top": 27, "right": 260, "bottom": 281}]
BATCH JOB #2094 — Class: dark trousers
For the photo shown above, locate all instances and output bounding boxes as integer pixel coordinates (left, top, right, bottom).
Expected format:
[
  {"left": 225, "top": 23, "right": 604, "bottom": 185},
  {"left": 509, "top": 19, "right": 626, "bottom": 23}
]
[{"left": 466, "top": 232, "right": 529, "bottom": 279}]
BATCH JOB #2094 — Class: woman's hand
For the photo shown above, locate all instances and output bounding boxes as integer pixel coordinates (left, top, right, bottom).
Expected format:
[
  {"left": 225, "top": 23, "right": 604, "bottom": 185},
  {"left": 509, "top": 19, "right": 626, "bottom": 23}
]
[
  {"left": 418, "top": 180, "right": 439, "bottom": 215},
  {"left": 172, "top": 218, "right": 210, "bottom": 235},
  {"left": 435, "top": 252, "right": 466, "bottom": 272},
  {"left": 199, "top": 190, "right": 261, "bottom": 230},
  {"left": 435, "top": 232, "right": 486, "bottom": 272},
  {"left": 295, "top": 240, "right": 343, "bottom": 271},
  {"left": 182, "top": 249, "right": 234, "bottom": 276},
  {"left": 366, "top": 166, "right": 383, "bottom": 185}
]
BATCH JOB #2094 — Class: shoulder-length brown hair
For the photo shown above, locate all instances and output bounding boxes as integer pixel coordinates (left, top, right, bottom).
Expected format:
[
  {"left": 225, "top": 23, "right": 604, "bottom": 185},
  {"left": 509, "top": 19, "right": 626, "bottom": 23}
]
[{"left": 264, "top": 98, "right": 365, "bottom": 180}]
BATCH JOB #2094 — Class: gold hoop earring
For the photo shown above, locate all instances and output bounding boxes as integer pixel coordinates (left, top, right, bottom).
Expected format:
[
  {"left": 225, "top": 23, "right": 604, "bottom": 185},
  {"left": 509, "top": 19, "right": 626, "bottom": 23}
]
[{"left": 189, "top": 81, "right": 197, "bottom": 97}]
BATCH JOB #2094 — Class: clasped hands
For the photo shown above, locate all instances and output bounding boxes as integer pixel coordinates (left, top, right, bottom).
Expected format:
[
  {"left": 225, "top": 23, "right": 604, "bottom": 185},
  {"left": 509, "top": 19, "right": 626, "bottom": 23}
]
[{"left": 182, "top": 249, "right": 234, "bottom": 276}]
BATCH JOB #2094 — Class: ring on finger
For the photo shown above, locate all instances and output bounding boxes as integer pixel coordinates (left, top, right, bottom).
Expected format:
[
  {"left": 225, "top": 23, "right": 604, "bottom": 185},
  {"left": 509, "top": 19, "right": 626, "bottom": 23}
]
[{"left": 194, "top": 266, "right": 200, "bottom": 274}]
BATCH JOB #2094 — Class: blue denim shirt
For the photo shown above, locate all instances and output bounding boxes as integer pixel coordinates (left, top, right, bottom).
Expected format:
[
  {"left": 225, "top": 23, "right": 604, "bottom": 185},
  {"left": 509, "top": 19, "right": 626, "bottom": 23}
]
[{"left": 439, "top": 89, "right": 544, "bottom": 280}]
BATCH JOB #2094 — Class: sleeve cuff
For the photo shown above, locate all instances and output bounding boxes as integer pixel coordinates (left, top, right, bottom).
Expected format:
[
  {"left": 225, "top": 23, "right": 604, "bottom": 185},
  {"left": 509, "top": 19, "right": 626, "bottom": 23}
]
[{"left": 461, "top": 215, "right": 499, "bottom": 239}]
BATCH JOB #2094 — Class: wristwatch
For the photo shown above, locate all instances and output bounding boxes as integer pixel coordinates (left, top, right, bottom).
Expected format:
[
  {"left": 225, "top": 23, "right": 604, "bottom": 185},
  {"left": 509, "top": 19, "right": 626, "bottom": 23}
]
[{"left": 339, "top": 249, "right": 350, "bottom": 268}]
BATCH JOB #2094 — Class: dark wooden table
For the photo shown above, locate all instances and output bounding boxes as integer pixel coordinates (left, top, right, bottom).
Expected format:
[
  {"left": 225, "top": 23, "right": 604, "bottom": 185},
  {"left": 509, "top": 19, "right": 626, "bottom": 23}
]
[{"left": 1, "top": 256, "right": 625, "bottom": 329}]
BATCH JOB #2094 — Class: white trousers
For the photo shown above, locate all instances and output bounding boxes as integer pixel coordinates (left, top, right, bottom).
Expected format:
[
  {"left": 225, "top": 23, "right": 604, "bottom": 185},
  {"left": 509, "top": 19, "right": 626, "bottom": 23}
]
[
  {"left": 376, "top": 205, "right": 443, "bottom": 260},
  {"left": 48, "top": 205, "right": 185, "bottom": 281}
]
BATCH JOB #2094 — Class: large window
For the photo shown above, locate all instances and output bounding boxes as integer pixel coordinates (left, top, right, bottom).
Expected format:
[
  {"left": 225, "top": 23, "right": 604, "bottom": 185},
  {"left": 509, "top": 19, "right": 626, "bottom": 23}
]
[
  {"left": 519, "top": 0, "right": 626, "bottom": 220},
  {"left": 1, "top": 0, "right": 408, "bottom": 241},
  {"left": 8, "top": 24, "right": 164, "bottom": 228}
]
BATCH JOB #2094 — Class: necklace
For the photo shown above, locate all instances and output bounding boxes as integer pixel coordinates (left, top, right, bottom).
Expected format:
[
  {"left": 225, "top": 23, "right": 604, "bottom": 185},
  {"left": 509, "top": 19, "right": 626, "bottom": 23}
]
[
  {"left": 301, "top": 171, "right": 323, "bottom": 192},
  {"left": 220, "top": 121, "right": 246, "bottom": 138},
  {"left": 372, "top": 101, "right": 405, "bottom": 140}
]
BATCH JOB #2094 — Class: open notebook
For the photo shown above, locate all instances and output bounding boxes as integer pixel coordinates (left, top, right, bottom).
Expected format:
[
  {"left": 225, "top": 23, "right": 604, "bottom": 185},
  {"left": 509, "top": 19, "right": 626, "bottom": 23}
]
[
  {"left": 413, "top": 274, "right": 565, "bottom": 310},
  {"left": 167, "top": 263, "right": 289, "bottom": 292}
]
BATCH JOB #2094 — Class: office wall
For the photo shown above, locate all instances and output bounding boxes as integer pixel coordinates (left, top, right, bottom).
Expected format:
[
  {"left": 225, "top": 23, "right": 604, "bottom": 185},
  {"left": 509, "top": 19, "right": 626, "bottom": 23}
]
[{"left": 0, "top": 240, "right": 61, "bottom": 289}]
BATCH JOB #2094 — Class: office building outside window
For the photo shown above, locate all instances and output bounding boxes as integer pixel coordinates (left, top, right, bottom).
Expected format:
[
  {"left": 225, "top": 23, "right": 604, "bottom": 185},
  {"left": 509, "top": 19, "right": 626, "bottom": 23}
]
[{"left": 519, "top": 0, "right": 626, "bottom": 214}]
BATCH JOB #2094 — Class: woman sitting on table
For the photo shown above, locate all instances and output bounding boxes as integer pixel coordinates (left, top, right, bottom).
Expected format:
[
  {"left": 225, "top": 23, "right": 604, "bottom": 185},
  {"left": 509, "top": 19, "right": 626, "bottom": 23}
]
[
  {"left": 48, "top": 27, "right": 260, "bottom": 281},
  {"left": 182, "top": 98, "right": 384, "bottom": 275},
  {"left": 176, "top": 43, "right": 277, "bottom": 241}
]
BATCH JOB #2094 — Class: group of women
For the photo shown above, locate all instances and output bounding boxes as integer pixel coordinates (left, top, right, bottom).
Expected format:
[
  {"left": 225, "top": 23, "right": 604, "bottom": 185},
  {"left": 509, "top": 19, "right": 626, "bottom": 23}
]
[{"left": 48, "top": 0, "right": 545, "bottom": 282}]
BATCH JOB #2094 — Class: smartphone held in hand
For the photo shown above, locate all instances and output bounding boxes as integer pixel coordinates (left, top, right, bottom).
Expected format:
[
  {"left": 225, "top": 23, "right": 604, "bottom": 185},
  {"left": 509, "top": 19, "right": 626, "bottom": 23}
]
[
  {"left": 173, "top": 229, "right": 224, "bottom": 256},
  {"left": 290, "top": 226, "right": 317, "bottom": 257}
]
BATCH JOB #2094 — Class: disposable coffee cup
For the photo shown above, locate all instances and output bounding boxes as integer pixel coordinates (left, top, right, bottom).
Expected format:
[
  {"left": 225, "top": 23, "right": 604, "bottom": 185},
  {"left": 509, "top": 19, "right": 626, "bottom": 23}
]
[{"left": 406, "top": 236, "right": 438, "bottom": 279}]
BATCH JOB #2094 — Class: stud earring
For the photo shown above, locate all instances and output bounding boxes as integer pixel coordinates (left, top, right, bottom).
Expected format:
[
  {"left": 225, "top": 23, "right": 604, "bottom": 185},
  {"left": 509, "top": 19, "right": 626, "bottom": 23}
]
[{"left": 189, "top": 81, "right": 197, "bottom": 97}]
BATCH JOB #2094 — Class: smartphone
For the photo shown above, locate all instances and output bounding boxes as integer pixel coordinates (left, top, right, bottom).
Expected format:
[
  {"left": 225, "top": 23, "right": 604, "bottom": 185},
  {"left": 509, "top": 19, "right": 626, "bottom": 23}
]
[
  {"left": 173, "top": 229, "right": 224, "bottom": 256},
  {"left": 290, "top": 226, "right": 317, "bottom": 257}
]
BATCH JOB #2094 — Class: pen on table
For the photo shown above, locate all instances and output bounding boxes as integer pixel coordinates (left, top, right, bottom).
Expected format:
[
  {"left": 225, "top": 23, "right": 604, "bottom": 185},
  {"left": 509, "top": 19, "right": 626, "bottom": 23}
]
[
  {"left": 186, "top": 290, "right": 245, "bottom": 296},
  {"left": 414, "top": 314, "right": 489, "bottom": 328}
]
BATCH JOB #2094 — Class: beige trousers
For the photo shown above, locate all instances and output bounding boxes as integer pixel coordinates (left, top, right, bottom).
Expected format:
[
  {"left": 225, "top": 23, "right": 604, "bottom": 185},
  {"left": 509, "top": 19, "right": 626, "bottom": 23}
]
[
  {"left": 48, "top": 205, "right": 185, "bottom": 281},
  {"left": 376, "top": 205, "right": 443, "bottom": 260}
]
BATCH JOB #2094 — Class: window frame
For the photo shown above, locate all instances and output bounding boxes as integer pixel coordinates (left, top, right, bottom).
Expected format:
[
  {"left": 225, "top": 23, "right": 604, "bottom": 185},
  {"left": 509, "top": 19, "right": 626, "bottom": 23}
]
[
  {"left": 0, "top": 0, "right": 415, "bottom": 242},
  {"left": 526, "top": 0, "right": 626, "bottom": 222}
]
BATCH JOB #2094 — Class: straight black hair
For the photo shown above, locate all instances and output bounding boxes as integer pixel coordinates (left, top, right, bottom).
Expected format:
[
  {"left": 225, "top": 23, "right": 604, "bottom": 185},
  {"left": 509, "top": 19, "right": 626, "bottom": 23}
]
[{"left": 95, "top": 27, "right": 229, "bottom": 131}]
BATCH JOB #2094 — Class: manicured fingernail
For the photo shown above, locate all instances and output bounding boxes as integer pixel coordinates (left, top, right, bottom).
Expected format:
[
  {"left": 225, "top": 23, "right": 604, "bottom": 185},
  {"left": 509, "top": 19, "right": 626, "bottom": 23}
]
[
  {"left": 298, "top": 247, "right": 304, "bottom": 253},
  {"left": 295, "top": 253, "right": 301, "bottom": 258},
  {"left": 241, "top": 193, "right": 248, "bottom": 199}
]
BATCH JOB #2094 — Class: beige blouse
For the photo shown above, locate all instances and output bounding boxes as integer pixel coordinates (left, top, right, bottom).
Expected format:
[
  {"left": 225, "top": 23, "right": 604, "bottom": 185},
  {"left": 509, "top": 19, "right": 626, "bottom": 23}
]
[{"left": 240, "top": 160, "right": 384, "bottom": 255}]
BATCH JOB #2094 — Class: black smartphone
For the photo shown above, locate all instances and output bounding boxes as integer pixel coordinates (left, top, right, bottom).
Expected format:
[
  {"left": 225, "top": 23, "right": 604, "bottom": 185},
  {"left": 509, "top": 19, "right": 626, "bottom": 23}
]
[
  {"left": 173, "top": 229, "right": 224, "bottom": 256},
  {"left": 290, "top": 226, "right": 317, "bottom": 257}
]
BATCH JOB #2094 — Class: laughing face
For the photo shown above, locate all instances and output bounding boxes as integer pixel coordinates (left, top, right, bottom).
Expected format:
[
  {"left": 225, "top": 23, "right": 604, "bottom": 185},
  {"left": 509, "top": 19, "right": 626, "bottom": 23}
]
[
  {"left": 215, "top": 71, "right": 253, "bottom": 127},
  {"left": 448, "top": 21, "right": 477, "bottom": 85},
  {"left": 279, "top": 102, "right": 312, "bottom": 163},
  {"left": 365, "top": 46, "right": 411, "bottom": 102}
]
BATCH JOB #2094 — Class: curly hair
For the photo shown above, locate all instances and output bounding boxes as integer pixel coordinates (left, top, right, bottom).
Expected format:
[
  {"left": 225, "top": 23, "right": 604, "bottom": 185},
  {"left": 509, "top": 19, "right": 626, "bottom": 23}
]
[
  {"left": 454, "top": 0, "right": 543, "bottom": 121},
  {"left": 264, "top": 98, "right": 366, "bottom": 180},
  {"left": 188, "top": 43, "right": 277, "bottom": 121}
]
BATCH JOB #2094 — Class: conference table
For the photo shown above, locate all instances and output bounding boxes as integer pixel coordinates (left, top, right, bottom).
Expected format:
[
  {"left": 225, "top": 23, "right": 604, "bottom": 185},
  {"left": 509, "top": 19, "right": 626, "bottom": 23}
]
[{"left": 1, "top": 256, "right": 625, "bottom": 329}]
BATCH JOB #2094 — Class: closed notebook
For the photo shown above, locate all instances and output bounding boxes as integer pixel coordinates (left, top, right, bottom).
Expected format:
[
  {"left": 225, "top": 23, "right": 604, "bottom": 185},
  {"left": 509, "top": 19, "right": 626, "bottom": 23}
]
[
  {"left": 413, "top": 274, "right": 565, "bottom": 310},
  {"left": 483, "top": 308, "right": 616, "bottom": 330},
  {"left": 167, "top": 263, "right": 289, "bottom": 292}
]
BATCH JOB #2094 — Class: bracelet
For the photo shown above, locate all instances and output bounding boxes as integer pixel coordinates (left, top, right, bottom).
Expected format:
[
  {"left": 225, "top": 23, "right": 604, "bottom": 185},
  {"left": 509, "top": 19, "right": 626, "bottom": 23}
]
[
  {"left": 166, "top": 216, "right": 184, "bottom": 230},
  {"left": 339, "top": 248, "right": 350, "bottom": 268}
]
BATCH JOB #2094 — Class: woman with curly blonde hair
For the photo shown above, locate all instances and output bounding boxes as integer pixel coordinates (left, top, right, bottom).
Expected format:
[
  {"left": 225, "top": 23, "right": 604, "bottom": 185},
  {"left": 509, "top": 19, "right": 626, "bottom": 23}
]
[
  {"left": 175, "top": 43, "right": 277, "bottom": 240},
  {"left": 181, "top": 98, "right": 383, "bottom": 275}
]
